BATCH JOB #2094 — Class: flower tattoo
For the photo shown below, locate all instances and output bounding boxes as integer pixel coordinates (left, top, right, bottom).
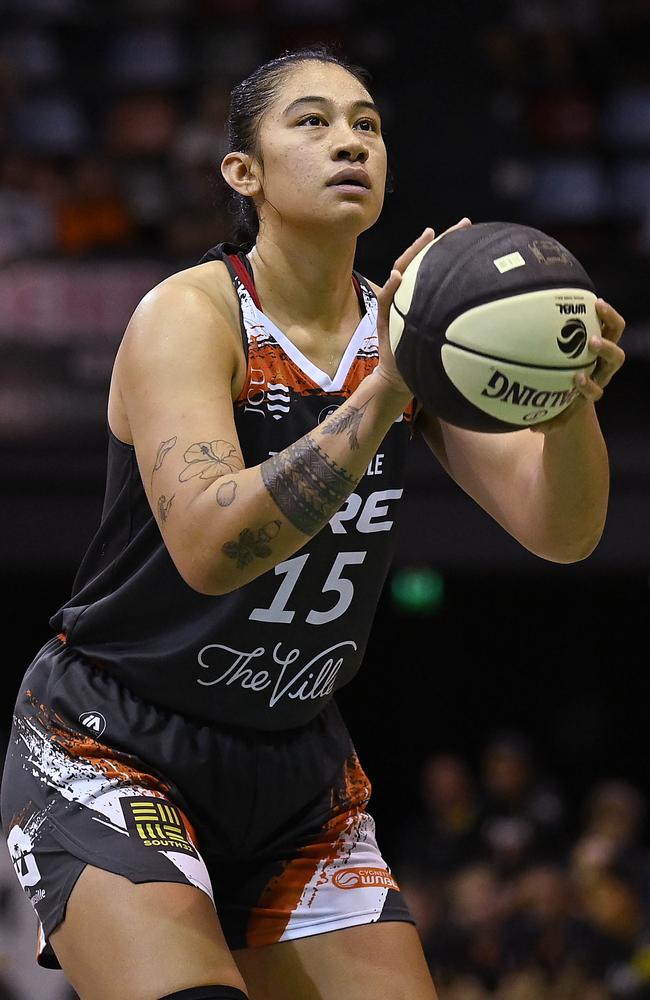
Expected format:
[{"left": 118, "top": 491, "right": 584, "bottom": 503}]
[
  {"left": 222, "top": 521, "right": 281, "bottom": 569},
  {"left": 179, "top": 440, "right": 243, "bottom": 482}
]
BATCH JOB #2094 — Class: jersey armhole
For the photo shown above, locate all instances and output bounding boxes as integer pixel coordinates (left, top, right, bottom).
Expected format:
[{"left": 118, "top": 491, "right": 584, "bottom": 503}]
[
  {"left": 352, "top": 271, "right": 375, "bottom": 315},
  {"left": 198, "top": 242, "right": 259, "bottom": 361}
]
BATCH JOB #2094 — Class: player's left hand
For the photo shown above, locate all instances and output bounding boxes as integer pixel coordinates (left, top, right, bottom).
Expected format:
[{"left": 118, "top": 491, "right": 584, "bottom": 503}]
[{"left": 530, "top": 298, "right": 626, "bottom": 434}]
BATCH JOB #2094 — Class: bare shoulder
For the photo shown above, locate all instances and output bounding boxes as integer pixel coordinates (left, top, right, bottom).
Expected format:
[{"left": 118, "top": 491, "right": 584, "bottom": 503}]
[
  {"left": 109, "top": 259, "right": 245, "bottom": 442},
  {"left": 125, "top": 259, "right": 241, "bottom": 352}
]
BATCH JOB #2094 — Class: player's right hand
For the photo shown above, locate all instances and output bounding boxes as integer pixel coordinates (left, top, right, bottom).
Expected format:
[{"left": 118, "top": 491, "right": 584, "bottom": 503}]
[{"left": 374, "top": 219, "right": 472, "bottom": 398}]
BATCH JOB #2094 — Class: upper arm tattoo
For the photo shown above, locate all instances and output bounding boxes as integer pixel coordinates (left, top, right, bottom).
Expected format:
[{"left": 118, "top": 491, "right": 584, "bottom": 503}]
[
  {"left": 151, "top": 436, "right": 177, "bottom": 490},
  {"left": 179, "top": 440, "right": 243, "bottom": 483},
  {"left": 158, "top": 494, "right": 174, "bottom": 524},
  {"left": 261, "top": 434, "right": 356, "bottom": 536}
]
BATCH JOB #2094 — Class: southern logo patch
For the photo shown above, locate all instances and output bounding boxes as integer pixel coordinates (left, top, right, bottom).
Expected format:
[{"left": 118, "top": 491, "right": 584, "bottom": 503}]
[{"left": 121, "top": 798, "right": 197, "bottom": 856}]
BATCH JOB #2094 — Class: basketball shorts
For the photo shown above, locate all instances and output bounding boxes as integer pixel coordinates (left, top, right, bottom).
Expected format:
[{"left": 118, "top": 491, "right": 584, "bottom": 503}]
[{"left": 1, "top": 636, "right": 412, "bottom": 969}]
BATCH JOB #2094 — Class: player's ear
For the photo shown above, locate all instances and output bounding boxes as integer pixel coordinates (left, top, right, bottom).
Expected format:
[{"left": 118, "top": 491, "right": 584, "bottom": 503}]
[{"left": 221, "top": 152, "right": 262, "bottom": 200}]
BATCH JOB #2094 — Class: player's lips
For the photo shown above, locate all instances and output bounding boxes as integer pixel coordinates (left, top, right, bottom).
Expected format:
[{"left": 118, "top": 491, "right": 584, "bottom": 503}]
[{"left": 326, "top": 168, "right": 371, "bottom": 191}]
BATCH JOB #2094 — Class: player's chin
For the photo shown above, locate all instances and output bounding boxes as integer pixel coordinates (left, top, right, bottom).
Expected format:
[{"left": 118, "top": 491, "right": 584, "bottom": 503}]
[{"left": 324, "top": 193, "right": 383, "bottom": 231}]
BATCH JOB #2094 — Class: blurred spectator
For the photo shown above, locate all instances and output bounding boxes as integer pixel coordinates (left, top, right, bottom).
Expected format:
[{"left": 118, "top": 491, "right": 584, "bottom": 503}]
[
  {"left": 0, "top": 30, "right": 62, "bottom": 88},
  {"left": 394, "top": 753, "right": 482, "bottom": 880},
  {"left": 199, "top": 26, "right": 264, "bottom": 79},
  {"left": 162, "top": 202, "right": 232, "bottom": 261},
  {"left": 169, "top": 81, "right": 232, "bottom": 253},
  {"left": 10, "top": 96, "right": 88, "bottom": 157},
  {"left": 399, "top": 871, "right": 447, "bottom": 979},
  {"left": 477, "top": 731, "right": 567, "bottom": 875},
  {"left": 106, "top": 29, "right": 189, "bottom": 89},
  {"left": 525, "top": 157, "right": 609, "bottom": 224},
  {"left": 573, "top": 781, "right": 649, "bottom": 893},
  {"left": 437, "top": 974, "right": 490, "bottom": 1000},
  {"left": 601, "top": 86, "right": 650, "bottom": 147},
  {"left": 433, "top": 862, "right": 512, "bottom": 991},
  {"left": 0, "top": 155, "right": 57, "bottom": 263},
  {"left": 56, "top": 157, "right": 135, "bottom": 256},
  {"left": 494, "top": 966, "right": 611, "bottom": 999},
  {"left": 105, "top": 94, "right": 180, "bottom": 159},
  {"left": 527, "top": 89, "right": 598, "bottom": 149},
  {"left": 172, "top": 82, "right": 229, "bottom": 176},
  {"left": 5, "top": 0, "right": 77, "bottom": 14},
  {"left": 503, "top": 863, "right": 622, "bottom": 982}
]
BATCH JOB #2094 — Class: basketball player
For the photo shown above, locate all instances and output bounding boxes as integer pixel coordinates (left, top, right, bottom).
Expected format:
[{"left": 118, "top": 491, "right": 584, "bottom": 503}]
[{"left": 1, "top": 47, "right": 625, "bottom": 1000}]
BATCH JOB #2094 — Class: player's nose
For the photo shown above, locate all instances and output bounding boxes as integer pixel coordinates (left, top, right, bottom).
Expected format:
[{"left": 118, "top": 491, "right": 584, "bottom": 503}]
[{"left": 331, "top": 129, "right": 369, "bottom": 162}]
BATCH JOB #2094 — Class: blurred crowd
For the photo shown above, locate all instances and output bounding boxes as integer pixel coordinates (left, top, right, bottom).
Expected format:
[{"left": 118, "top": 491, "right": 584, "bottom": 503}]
[
  {"left": 484, "top": 0, "right": 650, "bottom": 262},
  {"left": 0, "top": 0, "right": 648, "bottom": 270},
  {"left": 393, "top": 733, "right": 650, "bottom": 1000}
]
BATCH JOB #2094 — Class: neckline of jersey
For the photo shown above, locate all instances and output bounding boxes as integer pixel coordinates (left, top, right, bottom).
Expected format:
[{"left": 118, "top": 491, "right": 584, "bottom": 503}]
[
  {"left": 236, "top": 250, "right": 374, "bottom": 392},
  {"left": 258, "top": 310, "right": 373, "bottom": 392}
]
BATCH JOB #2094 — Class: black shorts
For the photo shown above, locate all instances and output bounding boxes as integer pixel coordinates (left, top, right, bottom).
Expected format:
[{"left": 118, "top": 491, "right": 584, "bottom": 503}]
[{"left": 1, "top": 636, "right": 412, "bottom": 969}]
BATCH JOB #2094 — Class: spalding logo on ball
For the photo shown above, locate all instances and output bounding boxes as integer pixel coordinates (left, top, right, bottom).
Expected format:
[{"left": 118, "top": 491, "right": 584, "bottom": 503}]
[{"left": 388, "top": 222, "right": 599, "bottom": 431}]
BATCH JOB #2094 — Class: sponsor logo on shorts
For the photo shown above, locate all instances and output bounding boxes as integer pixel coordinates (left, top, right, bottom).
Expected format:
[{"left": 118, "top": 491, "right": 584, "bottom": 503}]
[
  {"left": 122, "top": 799, "right": 197, "bottom": 856},
  {"left": 30, "top": 888, "right": 46, "bottom": 905},
  {"left": 7, "top": 825, "right": 42, "bottom": 890},
  {"left": 79, "top": 711, "right": 107, "bottom": 736},
  {"left": 332, "top": 867, "right": 399, "bottom": 891}
]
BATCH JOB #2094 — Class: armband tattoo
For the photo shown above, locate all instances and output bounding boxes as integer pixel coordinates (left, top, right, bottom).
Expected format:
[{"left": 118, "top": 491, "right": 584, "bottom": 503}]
[{"left": 261, "top": 434, "right": 356, "bottom": 536}]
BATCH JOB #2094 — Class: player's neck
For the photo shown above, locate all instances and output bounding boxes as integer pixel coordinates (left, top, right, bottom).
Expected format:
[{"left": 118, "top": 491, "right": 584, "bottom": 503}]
[{"left": 248, "top": 228, "right": 361, "bottom": 332}]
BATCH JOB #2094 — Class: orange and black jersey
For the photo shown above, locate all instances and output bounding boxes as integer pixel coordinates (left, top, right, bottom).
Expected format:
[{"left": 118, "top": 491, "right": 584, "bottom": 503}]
[{"left": 49, "top": 244, "right": 415, "bottom": 731}]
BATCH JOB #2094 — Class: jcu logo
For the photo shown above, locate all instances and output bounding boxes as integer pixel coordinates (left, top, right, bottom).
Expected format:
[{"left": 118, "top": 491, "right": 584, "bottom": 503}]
[{"left": 244, "top": 368, "right": 291, "bottom": 420}]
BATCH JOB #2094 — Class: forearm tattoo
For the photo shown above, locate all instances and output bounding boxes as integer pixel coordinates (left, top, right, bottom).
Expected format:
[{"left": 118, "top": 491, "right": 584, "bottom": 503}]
[
  {"left": 261, "top": 434, "right": 357, "bottom": 536},
  {"left": 222, "top": 521, "right": 281, "bottom": 569},
  {"left": 321, "top": 398, "right": 371, "bottom": 450},
  {"left": 179, "top": 440, "right": 243, "bottom": 482},
  {"left": 151, "top": 436, "right": 177, "bottom": 489}
]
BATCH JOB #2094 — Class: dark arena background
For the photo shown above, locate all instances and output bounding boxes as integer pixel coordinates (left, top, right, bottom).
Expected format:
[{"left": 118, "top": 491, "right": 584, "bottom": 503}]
[{"left": 1, "top": 2, "right": 649, "bottom": 998}]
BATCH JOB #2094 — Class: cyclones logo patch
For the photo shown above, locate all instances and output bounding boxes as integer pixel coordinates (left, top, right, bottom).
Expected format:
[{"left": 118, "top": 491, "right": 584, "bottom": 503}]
[{"left": 332, "top": 867, "right": 399, "bottom": 891}]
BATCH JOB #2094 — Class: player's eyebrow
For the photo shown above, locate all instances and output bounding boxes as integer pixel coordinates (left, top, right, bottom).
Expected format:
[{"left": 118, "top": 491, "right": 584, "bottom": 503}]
[{"left": 282, "top": 96, "right": 381, "bottom": 119}]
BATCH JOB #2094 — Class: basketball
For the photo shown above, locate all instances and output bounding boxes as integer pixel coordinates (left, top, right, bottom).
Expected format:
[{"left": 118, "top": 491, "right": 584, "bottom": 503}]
[{"left": 388, "top": 222, "right": 600, "bottom": 431}]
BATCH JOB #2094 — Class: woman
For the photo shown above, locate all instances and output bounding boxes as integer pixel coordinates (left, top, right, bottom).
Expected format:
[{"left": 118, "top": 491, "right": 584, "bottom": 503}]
[{"left": 1, "top": 46, "right": 625, "bottom": 1000}]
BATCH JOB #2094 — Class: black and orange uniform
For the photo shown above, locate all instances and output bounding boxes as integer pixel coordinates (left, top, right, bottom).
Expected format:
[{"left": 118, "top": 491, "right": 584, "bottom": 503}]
[{"left": 1, "top": 245, "right": 415, "bottom": 968}]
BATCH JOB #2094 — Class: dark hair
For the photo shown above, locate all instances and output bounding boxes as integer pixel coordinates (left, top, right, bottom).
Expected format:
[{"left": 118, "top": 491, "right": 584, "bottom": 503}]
[{"left": 224, "top": 45, "right": 377, "bottom": 248}]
